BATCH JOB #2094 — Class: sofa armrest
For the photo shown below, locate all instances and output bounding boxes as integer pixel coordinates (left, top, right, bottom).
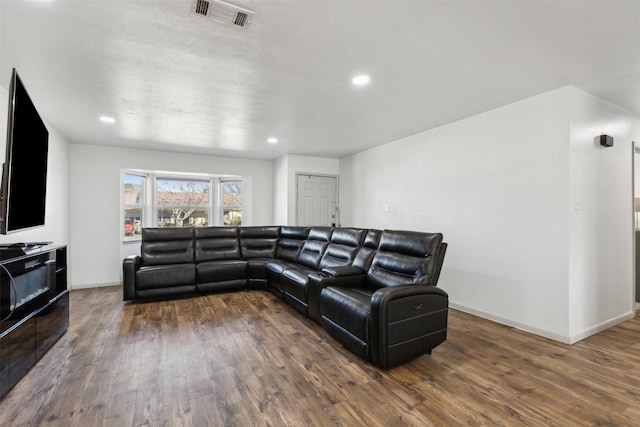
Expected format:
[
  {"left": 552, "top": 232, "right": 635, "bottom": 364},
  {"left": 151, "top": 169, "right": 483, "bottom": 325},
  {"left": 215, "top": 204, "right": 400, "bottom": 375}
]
[
  {"left": 307, "top": 270, "right": 366, "bottom": 323},
  {"left": 369, "top": 285, "right": 448, "bottom": 369},
  {"left": 123, "top": 255, "right": 142, "bottom": 301},
  {"left": 321, "top": 266, "right": 364, "bottom": 277}
]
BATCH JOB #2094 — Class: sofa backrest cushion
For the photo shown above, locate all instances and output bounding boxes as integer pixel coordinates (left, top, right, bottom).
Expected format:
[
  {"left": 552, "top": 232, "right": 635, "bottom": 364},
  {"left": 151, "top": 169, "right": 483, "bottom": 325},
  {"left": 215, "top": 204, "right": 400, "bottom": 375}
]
[
  {"left": 331, "top": 227, "right": 366, "bottom": 247},
  {"left": 297, "top": 226, "right": 333, "bottom": 269},
  {"left": 352, "top": 228, "right": 382, "bottom": 272},
  {"left": 239, "top": 226, "right": 281, "bottom": 259},
  {"left": 194, "top": 226, "right": 240, "bottom": 263},
  {"left": 141, "top": 227, "right": 195, "bottom": 266},
  {"left": 366, "top": 229, "right": 444, "bottom": 289},
  {"left": 275, "top": 226, "right": 310, "bottom": 262},
  {"left": 363, "top": 229, "right": 382, "bottom": 249},
  {"left": 319, "top": 228, "right": 366, "bottom": 269}
]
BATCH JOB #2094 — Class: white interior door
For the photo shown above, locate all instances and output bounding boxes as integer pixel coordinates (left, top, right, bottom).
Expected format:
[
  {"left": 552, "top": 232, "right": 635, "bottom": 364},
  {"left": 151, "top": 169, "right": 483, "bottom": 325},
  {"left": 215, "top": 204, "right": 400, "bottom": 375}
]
[{"left": 296, "top": 174, "right": 337, "bottom": 227}]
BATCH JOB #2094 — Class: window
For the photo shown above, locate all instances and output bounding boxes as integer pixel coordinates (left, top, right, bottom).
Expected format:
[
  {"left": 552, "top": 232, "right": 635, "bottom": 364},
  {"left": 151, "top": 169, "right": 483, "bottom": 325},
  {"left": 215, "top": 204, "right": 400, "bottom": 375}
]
[
  {"left": 222, "top": 180, "right": 243, "bottom": 225},
  {"left": 121, "top": 170, "right": 244, "bottom": 240},
  {"left": 156, "top": 177, "right": 209, "bottom": 227},
  {"left": 123, "top": 173, "right": 145, "bottom": 240}
]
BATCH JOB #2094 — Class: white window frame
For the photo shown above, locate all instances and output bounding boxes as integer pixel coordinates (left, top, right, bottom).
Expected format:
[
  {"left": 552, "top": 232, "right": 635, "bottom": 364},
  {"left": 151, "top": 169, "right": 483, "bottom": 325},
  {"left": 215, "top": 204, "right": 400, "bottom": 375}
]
[
  {"left": 121, "top": 169, "right": 243, "bottom": 242},
  {"left": 122, "top": 171, "right": 148, "bottom": 241}
]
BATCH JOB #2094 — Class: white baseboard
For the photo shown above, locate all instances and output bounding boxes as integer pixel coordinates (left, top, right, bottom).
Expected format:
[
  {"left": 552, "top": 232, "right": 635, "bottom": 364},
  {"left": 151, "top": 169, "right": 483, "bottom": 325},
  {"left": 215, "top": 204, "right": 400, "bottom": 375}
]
[
  {"left": 70, "top": 281, "right": 121, "bottom": 290},
  {"left": 450, "top": 302, "right": 635, "bottom": 345},
  {"left": 568, "top": 310, "right": 636, "bottom": 344},
  {"left": 449, "top": 302, "right": 572, "bottom": 344}
]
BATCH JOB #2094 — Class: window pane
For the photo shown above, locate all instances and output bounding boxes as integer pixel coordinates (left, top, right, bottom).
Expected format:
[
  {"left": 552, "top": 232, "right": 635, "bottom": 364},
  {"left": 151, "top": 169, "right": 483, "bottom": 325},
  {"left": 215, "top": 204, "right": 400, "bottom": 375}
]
[
  {"left": 121, "top": 173, "right": 245, "bottom": 235},
  {"left": 124, "top": 208, "right": 142, "bottom": 238},
  {"left": 223, "top": 208, "right": 242, "bottom": 225},
  {"left": 222, "top": 181, "right": 242, "bottom": 225},
  {"left": 157, "top": 208, "right": 208, "bottom": 227},
  {"left": 124, "top": 174, "right": 143, "bottom": 206},
  {"left": 222, "top": 181, "right": 242, "bottom": 208},
  {"left": 123, "top": 173, "right": 144, "bottom": 240},
  {"left": 156, "top": 178, "right": 209, "bottom": 207}
]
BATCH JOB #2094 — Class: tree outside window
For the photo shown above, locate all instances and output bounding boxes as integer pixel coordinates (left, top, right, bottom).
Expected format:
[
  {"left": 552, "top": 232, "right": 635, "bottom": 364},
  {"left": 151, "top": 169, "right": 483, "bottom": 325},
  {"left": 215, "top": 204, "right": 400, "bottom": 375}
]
[
  {"left": 156, "top": 178, "right": 209, "bottom": 227},
  {"left": 222, "top": 180, "right": 243, "bottom": 225}
]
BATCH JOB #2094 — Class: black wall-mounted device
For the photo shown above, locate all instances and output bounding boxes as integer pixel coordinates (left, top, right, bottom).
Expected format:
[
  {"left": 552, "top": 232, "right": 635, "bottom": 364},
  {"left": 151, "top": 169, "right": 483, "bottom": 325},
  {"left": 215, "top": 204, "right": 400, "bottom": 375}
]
[{"left": 598, "top": 134, "right": 614, "bottom": 147}]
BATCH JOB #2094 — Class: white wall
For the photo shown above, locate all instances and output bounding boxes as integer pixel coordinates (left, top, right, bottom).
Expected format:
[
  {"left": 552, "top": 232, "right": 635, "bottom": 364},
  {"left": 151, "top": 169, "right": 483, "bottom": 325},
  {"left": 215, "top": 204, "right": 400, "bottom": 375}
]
[
  {"left": 567, "top": 88, "right": 639, "bottom": 341},
  {"left": 0, "top": 85, "right": 71, "bottom": 249},
  {"left": 69, "top": 144, "right": 273, "bottom": 289},
  {"left": 272, "top": 154, "right": 340, "bottom": 226},
  {"left": 0, "top": 5, "right": 3, "bottom": 80},
  {"left": 272, "top": 155, "right": 288, "bottom": 225},
  {"left": 339, "top": 86, "right": 640, "bottom": 343}
]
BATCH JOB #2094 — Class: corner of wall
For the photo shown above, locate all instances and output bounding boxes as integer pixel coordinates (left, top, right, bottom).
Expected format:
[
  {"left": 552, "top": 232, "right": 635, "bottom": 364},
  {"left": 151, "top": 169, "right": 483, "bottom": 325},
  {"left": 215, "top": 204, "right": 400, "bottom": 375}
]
[
  {"left": 272, "top": 155, "right": 289, "bottom": 225},
  {"left": 567, "top": 86, "right": 639, "bottom": 338}
]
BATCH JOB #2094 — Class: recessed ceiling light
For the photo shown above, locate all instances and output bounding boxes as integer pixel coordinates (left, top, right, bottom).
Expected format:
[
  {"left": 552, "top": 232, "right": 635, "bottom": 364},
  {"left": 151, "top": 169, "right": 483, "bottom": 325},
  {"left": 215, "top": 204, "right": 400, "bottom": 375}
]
[
  {"left": 352, "top": 75, "right": 370, "bottom": 86},
  {"left": 267, "top": 137, "right": 278, "bottom": 144},
  {"left": 100, "top": 116, "right": 116, "bottom": 124}
]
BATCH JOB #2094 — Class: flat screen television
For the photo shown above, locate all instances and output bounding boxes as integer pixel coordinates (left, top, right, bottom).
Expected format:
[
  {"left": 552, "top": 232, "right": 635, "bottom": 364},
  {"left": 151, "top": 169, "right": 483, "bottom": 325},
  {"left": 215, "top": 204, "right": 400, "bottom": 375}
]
[{"left": 0, "top": 68, "right": 49, "bottom": 234}]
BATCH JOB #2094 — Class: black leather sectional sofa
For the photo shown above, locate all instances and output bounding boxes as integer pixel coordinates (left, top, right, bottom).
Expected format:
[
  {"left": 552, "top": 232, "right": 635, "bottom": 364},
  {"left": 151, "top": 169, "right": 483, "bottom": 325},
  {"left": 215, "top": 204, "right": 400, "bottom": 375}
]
[{"left": 123, "top": 226, "right": 449, "bottom": 369}]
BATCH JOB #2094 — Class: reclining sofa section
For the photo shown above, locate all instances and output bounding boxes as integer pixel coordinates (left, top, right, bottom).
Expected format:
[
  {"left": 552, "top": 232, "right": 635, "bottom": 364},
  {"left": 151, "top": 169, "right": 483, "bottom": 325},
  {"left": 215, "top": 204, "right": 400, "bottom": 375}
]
[{"left": 122, "top": 225, "right": 448, "bottom": 369}]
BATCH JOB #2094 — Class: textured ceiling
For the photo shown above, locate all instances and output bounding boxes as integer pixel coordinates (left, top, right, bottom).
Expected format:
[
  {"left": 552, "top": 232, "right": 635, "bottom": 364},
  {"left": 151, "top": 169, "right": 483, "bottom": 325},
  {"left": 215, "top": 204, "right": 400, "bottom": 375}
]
[{"left": 1, "top": 0, "right": 639, "bottom": 160}]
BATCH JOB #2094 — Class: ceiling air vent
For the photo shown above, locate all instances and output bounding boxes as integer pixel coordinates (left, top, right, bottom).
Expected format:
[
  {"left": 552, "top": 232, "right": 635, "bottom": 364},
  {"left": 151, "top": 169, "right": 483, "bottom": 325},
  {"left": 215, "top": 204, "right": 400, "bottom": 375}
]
[
  {"left": 191, "top": 0, "right": 254, "bottom": 29},
  {"left": 234, "top": 11, "right": 249, "bottom": 27},
  {"left": 194, "top": 0, "right": 209, "bottom": 16}
]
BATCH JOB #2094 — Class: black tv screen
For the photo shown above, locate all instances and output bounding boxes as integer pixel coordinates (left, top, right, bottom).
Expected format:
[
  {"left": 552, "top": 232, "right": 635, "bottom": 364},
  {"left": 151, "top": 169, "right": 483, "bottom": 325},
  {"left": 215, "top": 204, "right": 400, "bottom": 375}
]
[{"left": 1, "top": 69, "right": 49, "bottom": 234}]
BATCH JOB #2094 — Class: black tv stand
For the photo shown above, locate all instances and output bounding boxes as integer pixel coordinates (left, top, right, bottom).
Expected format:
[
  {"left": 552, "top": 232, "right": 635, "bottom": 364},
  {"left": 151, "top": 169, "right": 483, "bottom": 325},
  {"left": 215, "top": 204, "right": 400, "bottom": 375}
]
[
  {"left": 0, "top": 245, "right": 68, "bottom": 399},
  {"left": 0, "top": 241, "right": 53, "bottom": 248},
  {"left": 0, "top": 242, "right": 53, "bottom": 260},
  {"left": 26, "top": 241, "right": 52, "bottom": 247}
]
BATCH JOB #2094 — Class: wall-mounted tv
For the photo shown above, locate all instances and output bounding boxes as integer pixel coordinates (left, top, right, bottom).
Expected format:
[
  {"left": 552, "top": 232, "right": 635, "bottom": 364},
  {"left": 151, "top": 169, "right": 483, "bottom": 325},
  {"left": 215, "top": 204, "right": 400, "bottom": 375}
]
[{"left": 0, "top": 69, "right": 49, "bottom": 234}]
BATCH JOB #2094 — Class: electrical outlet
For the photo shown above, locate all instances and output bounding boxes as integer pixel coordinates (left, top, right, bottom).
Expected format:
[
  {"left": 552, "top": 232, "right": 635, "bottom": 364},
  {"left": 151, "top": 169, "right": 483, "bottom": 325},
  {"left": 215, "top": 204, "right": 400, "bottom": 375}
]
[{"left": 386, "top": 205, "right": 391, "bottom": 213}]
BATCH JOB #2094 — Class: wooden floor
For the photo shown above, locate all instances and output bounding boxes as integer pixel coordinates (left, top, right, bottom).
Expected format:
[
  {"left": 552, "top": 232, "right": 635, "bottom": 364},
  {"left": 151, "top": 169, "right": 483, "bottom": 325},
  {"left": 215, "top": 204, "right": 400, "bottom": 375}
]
[{"left": 1, "top": 286, "right": 640, "bottom": 427}]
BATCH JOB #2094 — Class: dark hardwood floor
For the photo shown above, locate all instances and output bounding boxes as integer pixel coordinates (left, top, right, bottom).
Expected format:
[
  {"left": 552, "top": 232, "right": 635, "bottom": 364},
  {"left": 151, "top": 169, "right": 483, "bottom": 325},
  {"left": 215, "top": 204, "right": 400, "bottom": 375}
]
[{"left": 1, "top": 285, "right": 639, "bottom": 426}]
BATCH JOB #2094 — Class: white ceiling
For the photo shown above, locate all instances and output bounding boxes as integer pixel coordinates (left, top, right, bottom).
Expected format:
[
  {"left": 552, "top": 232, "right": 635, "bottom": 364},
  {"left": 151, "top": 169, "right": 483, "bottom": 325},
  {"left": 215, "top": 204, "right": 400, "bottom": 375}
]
[{"left": 1, "top": 0, "right": 639, "bottom": 160}]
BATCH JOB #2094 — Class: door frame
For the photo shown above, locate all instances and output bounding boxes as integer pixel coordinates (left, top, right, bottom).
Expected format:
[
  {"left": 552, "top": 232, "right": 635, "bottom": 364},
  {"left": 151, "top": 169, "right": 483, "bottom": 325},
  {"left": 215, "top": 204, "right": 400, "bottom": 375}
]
[
  {"left": 295, "top": 172, "right": 339, "bottom": 227},
  {"left": 633, "top": 142, "right": 640, "bottom": 311}
]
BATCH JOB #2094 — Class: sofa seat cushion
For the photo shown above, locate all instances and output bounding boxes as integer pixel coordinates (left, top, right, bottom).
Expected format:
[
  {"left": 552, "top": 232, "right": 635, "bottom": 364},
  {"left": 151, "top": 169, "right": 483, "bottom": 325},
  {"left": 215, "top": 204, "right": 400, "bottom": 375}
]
[
  {"left": 320, "top": 286, "right": 374, "bottom": 342},
  {"left": 265, "top": 260, "right": 301, "bottom": 294},
  {"left": 265, "top": 260, "right": 297, "bottom": 276},
  {"left": 136, "top": 264, "right": 196, "bottom": 290},
  {"left": 247, "top": 258, "right": 273, "bottom": 279},
  {"left": 197, "top": 259, "right": 247, "bottom": 283},
  {"left": 281, "top": 266, "right": 316, "bottom": 302}
]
